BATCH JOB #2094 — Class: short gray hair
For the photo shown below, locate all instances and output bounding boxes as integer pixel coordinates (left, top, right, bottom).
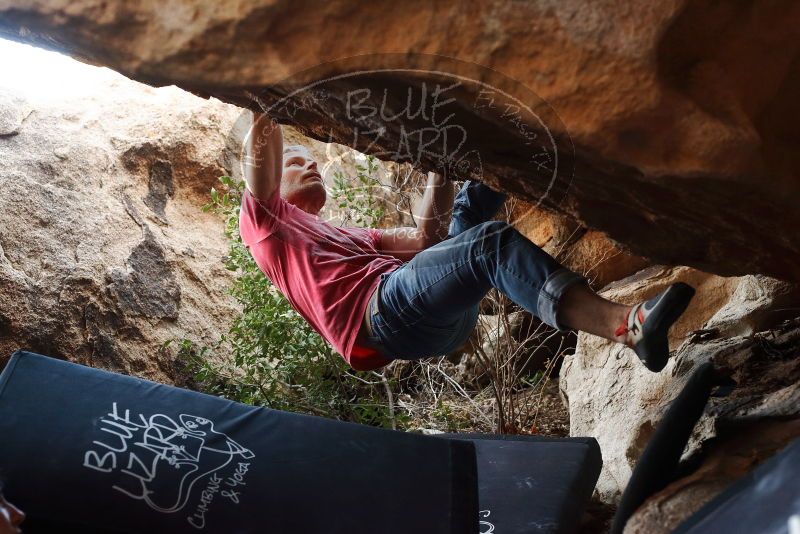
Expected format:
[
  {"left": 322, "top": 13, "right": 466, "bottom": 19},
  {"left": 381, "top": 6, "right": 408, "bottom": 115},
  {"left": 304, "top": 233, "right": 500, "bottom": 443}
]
[{"left": 283, "top": 144, "right": 311, "bottom": 156}]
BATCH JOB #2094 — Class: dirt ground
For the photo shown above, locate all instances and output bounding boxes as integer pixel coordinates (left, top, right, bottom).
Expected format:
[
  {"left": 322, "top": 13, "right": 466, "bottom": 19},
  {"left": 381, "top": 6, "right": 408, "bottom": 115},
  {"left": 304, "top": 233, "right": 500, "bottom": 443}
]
[{"left": 521, "top": 378, "right": 570, "bottom": 437}]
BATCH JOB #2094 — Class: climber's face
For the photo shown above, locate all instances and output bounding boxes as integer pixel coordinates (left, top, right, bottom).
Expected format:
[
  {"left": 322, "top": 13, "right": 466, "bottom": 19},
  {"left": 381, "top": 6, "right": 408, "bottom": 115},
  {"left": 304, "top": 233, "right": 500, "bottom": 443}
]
[
  {"left": 0, "top": 489, "right": 25, "bottom": 534},
  {"left": 281, "top": 146, "right": 326, "bottom": 215}
]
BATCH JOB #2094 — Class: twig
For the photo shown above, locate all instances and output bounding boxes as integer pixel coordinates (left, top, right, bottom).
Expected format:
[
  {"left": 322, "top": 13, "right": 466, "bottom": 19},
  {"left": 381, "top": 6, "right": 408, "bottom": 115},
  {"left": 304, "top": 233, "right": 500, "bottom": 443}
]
[
  {"left": 433, "top": 363, "right": 494, "bottom": 427},
  {"left": 373, "top": 370, "right": 397, "bottom": 430}
]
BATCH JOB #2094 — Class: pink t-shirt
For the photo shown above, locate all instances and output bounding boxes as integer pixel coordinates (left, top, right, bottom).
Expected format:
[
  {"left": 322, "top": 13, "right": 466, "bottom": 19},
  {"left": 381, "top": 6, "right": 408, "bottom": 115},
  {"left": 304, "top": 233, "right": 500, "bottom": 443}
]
[{"left": 239, "top": 188, "right": 403, "bottom": 370}]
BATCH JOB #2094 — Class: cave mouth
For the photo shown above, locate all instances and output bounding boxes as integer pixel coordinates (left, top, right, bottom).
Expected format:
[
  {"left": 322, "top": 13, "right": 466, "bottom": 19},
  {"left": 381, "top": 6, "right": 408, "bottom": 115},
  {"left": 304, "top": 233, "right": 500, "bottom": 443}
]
[{"left": 0, "top": 38, "right": 119, "bottom": 101}]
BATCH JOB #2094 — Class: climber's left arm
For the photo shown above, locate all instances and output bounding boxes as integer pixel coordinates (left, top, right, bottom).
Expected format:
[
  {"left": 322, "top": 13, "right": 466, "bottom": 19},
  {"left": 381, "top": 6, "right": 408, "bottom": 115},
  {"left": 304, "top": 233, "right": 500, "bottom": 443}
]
[{"left": 378, "top": 172, "right": 454, "bottom": 261}]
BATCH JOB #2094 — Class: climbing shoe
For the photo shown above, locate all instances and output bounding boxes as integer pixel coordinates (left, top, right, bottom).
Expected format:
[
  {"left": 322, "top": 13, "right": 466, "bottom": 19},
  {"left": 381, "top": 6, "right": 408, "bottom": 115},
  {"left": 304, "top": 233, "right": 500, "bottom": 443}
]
[{"left": 616, "top": 282, "right": 696, "bottom": 372}]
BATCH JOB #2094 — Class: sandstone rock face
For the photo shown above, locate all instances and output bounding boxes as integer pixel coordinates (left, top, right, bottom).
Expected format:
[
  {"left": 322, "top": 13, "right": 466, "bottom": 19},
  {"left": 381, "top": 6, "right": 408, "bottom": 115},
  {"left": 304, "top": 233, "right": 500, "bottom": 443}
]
[
  {"left": 512, "top": 202, "right": 651, "bottom": 290},
  {"left": 1, "top": 1, "right": 798, "bottom": 280},
  {"left": 560, "top": 266, "right": 800, "bottom": 503},
  {"left": 0, "top": 68, "right": 244, "bottom": 383},
  {"left": 704, "top": 275, "right": 800, "bottom": 338}
]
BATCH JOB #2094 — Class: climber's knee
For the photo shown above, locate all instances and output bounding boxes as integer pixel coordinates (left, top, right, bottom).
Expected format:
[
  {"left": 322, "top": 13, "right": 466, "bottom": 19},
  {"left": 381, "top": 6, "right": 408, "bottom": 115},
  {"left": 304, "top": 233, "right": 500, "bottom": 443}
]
[
  {"left": 472, "top": 220, "right": 526, "bottom": 256},
  {"left": 472, "top": 220, "right": 516, "bottom": 244}
]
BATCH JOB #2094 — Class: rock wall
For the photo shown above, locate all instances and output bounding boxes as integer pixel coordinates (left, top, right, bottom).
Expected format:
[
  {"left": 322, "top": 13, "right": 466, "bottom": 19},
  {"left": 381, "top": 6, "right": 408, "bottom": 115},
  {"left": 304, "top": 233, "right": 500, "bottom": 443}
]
[
  {"left": 0, "top": 69, "right": 246, "bottom": 382},
  {"left": 0, "top": 1, "right": 798, "bottom": 280}
]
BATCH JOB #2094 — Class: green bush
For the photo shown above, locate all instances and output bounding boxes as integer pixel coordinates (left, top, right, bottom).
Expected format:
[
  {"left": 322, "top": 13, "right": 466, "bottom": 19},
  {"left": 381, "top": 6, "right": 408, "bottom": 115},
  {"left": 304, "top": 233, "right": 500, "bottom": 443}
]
[
  {"left": 173, "top": 172, "right": 399, "bottom": 428},
  {"left": 331, "top": 155, "right": 385, "bottom": 227}
]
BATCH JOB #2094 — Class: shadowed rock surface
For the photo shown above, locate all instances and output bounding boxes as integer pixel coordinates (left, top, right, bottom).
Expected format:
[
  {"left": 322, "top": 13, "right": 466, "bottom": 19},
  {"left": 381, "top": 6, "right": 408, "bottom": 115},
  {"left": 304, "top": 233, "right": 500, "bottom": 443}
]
[
  {"left": 560, "top": 266, "right": 800, "bottom": 509},
  {"left": 513, "top": 201, "right": 651, "bottom": 290},
  {"left": 106, "top": 229, "right": 182, "bottom": 320},
  {"left": 622, "top": 325, "right": 800, "bottom": 533},
  {"left": 1, "top": 0, "right": 798, "bottom": 280}
]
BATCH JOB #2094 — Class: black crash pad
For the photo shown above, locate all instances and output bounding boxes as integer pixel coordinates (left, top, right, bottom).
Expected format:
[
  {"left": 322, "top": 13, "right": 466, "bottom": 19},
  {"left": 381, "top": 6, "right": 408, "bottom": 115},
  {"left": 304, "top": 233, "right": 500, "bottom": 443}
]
[
  {"left": 439, "top": 434, "right": 602, "bottom": 534},
  {"left": 673, "top": 437, "right": 800, "bottom": 534},
  {"left": 0, "top": 351, "right": 478, "bottom": 534}
]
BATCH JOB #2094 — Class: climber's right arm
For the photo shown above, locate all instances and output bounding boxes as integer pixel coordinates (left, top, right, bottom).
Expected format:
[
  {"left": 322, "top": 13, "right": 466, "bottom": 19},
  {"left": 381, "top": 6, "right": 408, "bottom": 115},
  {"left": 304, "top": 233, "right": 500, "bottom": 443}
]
[{"left": 244, "top": 111, "right": 283, "bottom": 201}]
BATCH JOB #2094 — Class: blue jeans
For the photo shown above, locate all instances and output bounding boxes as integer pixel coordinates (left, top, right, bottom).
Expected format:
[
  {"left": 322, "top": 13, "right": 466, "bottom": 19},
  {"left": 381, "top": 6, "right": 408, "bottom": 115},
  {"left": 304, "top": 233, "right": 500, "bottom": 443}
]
[{"left": 362, "top": 181, "right": 586, "bottom": 360}]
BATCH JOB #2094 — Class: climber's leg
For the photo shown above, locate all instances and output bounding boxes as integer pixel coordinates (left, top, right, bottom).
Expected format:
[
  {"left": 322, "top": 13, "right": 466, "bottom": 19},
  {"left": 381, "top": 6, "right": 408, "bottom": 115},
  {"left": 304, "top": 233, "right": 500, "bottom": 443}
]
[
  {"left": 444, "top": 180, "right": 632, "bottom": 343},
  {"left": 444, "top": 182, "right": 697, "bottom": 371},
  {"left": 360, "top": 180, "right": 509, "bottom": 360},
  {"left": 373, "top": 220, "right": 694, "bottom": 371},
  {"left": 372, "top": 220, "right": 583, "bottom": 359},
  {"left": 559, "top": 283, "right": 630, "bottom": 341},
  {"left": 559, "top": 280, "right": 696, "bottom": 372},
  {"left": 443, "top": 180, "right": 630, "bottom": 342},
  {"left": 447, "top": 180, "right": 507, "bottom": 238}
]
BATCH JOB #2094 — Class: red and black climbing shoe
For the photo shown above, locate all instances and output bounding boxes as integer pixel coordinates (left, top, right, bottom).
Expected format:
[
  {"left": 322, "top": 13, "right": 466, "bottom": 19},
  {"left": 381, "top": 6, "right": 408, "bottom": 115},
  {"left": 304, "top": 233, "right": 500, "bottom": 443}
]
[{"left": 615, "top": 282, "right": 696, "bottom": 372}]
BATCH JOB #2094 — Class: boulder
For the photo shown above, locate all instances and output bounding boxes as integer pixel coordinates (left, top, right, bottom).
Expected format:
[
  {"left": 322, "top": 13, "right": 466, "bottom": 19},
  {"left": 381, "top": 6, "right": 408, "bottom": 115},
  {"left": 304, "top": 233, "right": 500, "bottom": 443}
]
[
  {"left": 0, "top": 67, "right": 246, "bottom": 383},
  {"left": 0, "top": 1, "right": 798, "bottom": 280},
  {"left": 704, "top": 275, "right": 800, "bottom": 338},
  {"left": 559, "top": 266, "right": 800, "bottom": 503},
  {"left": 0, "top": 90, "right": 32, "bottom": 136}
]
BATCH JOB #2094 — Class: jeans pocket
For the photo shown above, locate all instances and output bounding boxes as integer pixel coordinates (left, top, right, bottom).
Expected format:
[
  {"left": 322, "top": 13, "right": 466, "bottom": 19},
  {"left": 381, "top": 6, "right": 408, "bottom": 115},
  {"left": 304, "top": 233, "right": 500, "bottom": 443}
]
[{"left": 364, "top": 310, "right": 397, "bottom": 356}]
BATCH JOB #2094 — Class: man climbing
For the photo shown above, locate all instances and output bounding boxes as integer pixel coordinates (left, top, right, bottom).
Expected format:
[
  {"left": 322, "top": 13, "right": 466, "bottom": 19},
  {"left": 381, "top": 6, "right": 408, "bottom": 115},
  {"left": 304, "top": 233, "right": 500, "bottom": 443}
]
[{"left": 239, "top": 112, "right": 695, "bottom": 372}]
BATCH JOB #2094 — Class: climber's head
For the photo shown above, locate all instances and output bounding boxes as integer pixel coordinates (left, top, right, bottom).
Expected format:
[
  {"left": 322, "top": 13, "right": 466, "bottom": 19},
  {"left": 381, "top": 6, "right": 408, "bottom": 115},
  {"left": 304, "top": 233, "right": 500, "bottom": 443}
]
[
  {"left": 0, "top": 483, "right": 25, "bottom": 534},
  {"left": 281, "top": 145, "right": 326, "bottom": 215}
]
